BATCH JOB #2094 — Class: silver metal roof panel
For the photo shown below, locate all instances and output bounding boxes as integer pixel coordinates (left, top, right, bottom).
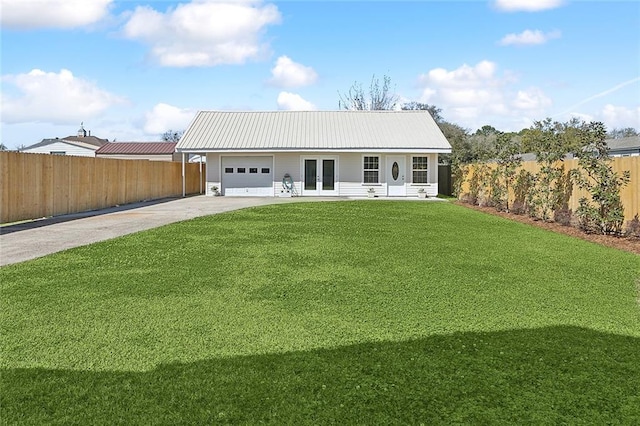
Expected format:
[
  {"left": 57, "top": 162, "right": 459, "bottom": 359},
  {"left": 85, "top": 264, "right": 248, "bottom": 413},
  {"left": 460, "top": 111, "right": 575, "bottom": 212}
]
[{"left": 177, "top": 110, "right": 452, "bottom": 152}]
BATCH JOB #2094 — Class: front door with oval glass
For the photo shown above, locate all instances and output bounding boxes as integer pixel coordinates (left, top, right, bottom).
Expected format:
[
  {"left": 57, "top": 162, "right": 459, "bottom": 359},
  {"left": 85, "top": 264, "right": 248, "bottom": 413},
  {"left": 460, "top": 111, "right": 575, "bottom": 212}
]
[
  {"left": 386, "top": 155, "right": 406, "bottom": 196},
  {"left": 302, "top": 157, "right": 338, "bottom": 196}
]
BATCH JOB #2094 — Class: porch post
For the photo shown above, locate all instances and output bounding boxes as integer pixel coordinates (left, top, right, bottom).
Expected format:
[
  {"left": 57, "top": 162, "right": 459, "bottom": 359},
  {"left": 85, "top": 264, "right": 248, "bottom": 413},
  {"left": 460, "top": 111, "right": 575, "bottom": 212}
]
[
  {"left": 199, "top": 154, "right": 203, "bottom": 194},
  {"left": 182, "top": 152, "right": 186, "bottom": 197}
]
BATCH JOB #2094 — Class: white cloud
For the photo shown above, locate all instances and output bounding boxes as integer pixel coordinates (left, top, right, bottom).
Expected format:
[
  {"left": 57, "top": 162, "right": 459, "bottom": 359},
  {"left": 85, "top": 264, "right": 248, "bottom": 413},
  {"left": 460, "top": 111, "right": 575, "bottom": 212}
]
[
  {"left": 418, "top": 61, "right": 552, "bottom": 131},
  {"left": 425, "top": 60, "right": 498, "bottom": 88},
  {"left": 1, "top": 69, "right": 125, "bottom": 124},
  {"left": 1, "top": 0, "right": 113, "bottom": 29},
  {"left": 276, "top": 92, "right": 316, "bottom": 111},
  {"left": 268, "top": 56, "right": 318, "bottom": 88},
  {"left": 143, "top": 103, "right": 196, "bottom": 135},
  {"left": 419, "top": 61, "right": 505, "bottom": 111},
  {"left": 513, "top": 88, "right": 552, "bottom": 110},
  {"left": 493, "top": 0, "right": 565, "bottom": 12},
  {"left": 499, "top": 29, "right": 561, "bottom": 46},
  {"left": 566, "top": 112, "right": 594, "bottom": 123},
  {"left": 122, "top": 0, "right": 281, "bottom": 67},
  {"left": 599, "top": 104, "right": 640, "bottom": 130}
]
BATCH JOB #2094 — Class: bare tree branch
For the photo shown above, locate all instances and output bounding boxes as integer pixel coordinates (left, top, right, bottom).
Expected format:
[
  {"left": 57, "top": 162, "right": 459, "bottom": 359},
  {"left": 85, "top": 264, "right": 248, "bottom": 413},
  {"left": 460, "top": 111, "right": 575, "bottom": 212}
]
[{"left": 338, "top": 74, "right": 398, "bottom": 110}]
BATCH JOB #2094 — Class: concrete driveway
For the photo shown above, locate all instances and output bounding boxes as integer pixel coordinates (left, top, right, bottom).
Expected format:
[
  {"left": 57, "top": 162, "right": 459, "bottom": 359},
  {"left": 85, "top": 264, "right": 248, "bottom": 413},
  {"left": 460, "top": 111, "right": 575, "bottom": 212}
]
[{"left": 0, "top": 196, "right": 338, "bottom": 266}]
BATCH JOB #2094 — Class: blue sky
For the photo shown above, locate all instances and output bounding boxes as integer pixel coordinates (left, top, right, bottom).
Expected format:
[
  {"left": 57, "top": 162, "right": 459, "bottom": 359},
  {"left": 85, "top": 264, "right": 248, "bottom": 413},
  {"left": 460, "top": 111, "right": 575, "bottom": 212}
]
[{"left": 1, "top": 0, "right": 639, "bottom": 149}]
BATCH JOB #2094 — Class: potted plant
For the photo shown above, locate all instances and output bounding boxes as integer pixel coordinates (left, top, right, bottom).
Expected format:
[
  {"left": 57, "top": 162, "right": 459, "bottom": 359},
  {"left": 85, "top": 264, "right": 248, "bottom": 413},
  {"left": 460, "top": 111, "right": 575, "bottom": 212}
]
[
  {"left": 367, "top": 187, "right": 376, "bottom": 198},
  {"left": 211, "top": 186, "right": 221, "bottom": 196},
  {"left": 417, "top": 187, "right": 427, "bottom": 199}
]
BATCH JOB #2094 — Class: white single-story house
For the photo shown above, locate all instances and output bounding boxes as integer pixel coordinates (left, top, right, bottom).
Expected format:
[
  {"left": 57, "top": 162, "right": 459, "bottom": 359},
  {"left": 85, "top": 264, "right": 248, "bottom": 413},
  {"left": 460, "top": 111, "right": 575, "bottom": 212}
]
[
  {"left": 20, "top": 124, "right": 107, "bottom": 157},
  {"left": 176, "top": 110, "right": 452, "bottom": 198}
]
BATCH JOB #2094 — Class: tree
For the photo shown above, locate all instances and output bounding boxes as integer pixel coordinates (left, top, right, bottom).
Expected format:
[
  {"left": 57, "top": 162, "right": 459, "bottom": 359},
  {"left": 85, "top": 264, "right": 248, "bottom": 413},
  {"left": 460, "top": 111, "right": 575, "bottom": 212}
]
[
  {"left": 474, "top": 125, "right": 499, "bottom": 137},
  {"left": 338, "top": 74, "right": 399, "bottom": 110},
  {"left": 440, "top": 122, "right": 470, "bottom": 163},
  {"left": 401, "top": 102, "right": 443, "bottom": 123},
  {"left": 607, "top": 127, "right": 638, "bottom": 139},
  {"left": 162, "top": 130, "right": 184, "bottom": 143}
]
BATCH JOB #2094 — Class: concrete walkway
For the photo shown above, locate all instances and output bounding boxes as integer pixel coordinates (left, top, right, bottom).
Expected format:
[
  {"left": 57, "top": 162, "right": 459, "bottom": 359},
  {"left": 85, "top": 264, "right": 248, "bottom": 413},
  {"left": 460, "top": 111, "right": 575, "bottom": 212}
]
[{"left": 0, "top": 196, "right": 336, "bottom": 267}]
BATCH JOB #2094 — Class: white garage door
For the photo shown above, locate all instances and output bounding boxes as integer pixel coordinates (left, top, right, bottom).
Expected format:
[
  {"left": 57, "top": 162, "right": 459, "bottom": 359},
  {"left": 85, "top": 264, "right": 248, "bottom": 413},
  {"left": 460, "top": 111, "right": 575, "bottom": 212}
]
[{"left": 221, "top": 156, "right": 274, "bottom": 196}]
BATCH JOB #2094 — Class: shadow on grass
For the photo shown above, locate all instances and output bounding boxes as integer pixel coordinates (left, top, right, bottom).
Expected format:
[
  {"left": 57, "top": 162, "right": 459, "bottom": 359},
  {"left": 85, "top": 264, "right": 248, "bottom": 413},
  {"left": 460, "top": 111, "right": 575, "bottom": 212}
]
[{"left": 2, "top": 326, "right": 639, "bottom": 424}]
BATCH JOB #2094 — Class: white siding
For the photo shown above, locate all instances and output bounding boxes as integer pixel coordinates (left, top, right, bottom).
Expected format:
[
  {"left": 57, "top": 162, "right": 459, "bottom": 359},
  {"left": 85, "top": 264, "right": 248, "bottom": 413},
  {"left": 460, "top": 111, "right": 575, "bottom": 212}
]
[
  {"left": 206, "top": 153, "right": 221, "bottom": 195},
  {"left": 22, "top": 141, "right": 96, "bottom": 157},
  {"left": 205, "top": 152, "right": 440, "bottom": 197},
  {"left": 274, "top": 153, "right": 302, "bottom": 196}
]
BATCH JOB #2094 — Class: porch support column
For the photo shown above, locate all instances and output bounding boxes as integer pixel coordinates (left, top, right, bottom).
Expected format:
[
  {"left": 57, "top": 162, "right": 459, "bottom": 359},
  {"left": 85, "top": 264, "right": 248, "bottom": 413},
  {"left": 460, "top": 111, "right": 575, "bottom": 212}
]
[
  {"left": 199, "top": 154, "right": 203, "bottom": 194},
  {"left": 182, "top": 152, "right": 186, "bottom": 197}
]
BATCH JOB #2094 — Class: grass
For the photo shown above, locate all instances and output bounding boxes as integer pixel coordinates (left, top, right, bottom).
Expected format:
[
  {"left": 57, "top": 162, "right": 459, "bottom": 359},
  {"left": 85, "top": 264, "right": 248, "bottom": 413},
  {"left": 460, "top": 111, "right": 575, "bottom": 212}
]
[{"left": 1, "top": 201, "right": 639, "bottom": 424}]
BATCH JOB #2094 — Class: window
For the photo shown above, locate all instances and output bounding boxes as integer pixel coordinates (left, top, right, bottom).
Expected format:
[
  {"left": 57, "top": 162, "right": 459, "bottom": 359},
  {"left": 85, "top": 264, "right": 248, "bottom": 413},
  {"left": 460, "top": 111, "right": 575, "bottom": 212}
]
[
  {"left": 224, "top": 167, "right": 233, "bottom": 173},
  {"left": 249, "top": 168, "right": 258, "bottom": 174},
  {"left": 50, "top": 151, "right": 66, "bottom": 155},
  {"left": 363, "top": 156, "right": 379, "bottom": 184},
  {"left": 412, "top": 157, "right": 428, "bottom": 184},
  {"left": 237, "top": 168, "right": 246, "bottom": 173},
  {"left": 261, "top": 168, "right": 270, "bottom": 174}
]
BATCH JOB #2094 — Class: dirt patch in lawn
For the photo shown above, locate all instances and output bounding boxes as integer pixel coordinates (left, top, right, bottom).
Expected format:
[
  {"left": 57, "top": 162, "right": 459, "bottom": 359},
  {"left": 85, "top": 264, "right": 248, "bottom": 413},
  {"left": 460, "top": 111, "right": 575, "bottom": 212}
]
[{"left": 455, "top": 202, "right": 640, "bottom": 256}]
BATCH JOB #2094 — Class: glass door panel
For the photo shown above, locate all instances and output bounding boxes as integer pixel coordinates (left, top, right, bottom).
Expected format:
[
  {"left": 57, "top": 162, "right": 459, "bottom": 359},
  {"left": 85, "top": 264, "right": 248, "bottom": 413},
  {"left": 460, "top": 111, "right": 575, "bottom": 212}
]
[
  {"left": 304, "top": 159, "right": 317, "bottom": 190},
  {"left": 322, "top": 159, "right": 335, "bottom": 190}
]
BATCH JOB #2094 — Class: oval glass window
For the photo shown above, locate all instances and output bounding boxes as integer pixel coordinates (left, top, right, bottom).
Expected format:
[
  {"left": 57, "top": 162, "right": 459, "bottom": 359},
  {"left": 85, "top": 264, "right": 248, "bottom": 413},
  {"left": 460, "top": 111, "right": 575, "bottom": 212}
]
[{"left": 392, "top": 162, "right": 399, "bottom": 180}]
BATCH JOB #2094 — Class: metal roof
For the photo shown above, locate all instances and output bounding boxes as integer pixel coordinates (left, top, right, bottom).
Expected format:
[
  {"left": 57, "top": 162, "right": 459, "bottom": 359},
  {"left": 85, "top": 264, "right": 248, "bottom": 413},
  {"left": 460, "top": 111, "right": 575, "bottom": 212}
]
[
  {"left": 62, "top": 135, "right": 108, "bottom": 147},
  {"left": 22, "top": 135, "right": 107, "bottom": 151},
  {"left": 607, "top": 136, "right": 640, "bottom": 151},
  {"left": 95, "top": 142, "right": 177, "bottom": 155},
  {"left": 177, "top": 110, "right": 452, "bottom": 152}
]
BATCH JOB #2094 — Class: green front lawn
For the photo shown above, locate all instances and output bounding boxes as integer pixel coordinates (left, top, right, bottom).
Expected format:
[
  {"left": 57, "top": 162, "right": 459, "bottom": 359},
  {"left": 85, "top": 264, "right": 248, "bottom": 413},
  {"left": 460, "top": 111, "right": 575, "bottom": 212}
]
[{"left": 1, "top": 201, "right": 639, "bottom": 424}]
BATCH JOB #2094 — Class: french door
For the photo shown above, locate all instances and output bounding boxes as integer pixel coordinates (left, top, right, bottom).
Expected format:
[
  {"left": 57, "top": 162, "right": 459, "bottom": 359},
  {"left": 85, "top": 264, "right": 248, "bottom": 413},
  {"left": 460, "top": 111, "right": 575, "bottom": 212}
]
[{"left": 302, "top": 157, "right": 338, "bottom": 196}]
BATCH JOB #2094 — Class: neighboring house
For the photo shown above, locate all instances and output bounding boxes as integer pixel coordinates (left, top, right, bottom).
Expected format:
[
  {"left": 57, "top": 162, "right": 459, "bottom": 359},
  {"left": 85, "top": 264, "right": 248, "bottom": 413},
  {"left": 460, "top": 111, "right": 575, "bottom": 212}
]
[
  {"left": 176, "top": 110, "right": 452, "bottom": 197},
  {"left": 95, "top": 142, "right": 180, "bottom": 162},
  {"left": 20, "top": 124, "right": 107, "bottom": 157},
  {"left": 607, "top": 136, "right": 640, "bottom": 157}
]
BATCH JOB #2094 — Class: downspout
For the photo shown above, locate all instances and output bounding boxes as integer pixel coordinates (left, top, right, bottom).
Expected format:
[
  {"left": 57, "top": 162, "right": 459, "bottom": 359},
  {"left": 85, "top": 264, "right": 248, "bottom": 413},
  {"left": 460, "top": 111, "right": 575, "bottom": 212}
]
[{"left": 199, "top": 154, "right": 203, "bottom": 194}]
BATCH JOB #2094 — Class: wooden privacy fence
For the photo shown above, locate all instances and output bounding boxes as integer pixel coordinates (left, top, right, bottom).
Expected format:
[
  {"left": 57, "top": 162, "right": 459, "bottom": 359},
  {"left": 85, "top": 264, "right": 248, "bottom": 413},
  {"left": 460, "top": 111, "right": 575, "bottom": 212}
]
[
  {"left": 458, "top": 156, "right": 639, "bottom": 222},
  {"left": 0, "top": 152, "right": 205, "bottom": 224}
]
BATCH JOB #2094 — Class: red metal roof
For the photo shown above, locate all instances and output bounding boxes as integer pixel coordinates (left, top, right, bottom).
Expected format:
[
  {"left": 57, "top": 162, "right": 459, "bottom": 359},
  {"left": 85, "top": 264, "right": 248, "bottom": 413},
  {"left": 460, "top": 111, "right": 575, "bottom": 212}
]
[{"left": 95, "top": 142, "right": 177, "bottom": 155}]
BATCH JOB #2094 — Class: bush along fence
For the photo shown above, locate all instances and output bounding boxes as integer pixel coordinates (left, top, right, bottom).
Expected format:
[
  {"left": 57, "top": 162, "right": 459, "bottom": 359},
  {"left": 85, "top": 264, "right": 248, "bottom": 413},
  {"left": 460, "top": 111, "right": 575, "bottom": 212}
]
[
  {"left": 455, "top": 155, "right": 639, "bottom": 237},
  {"left": 0, "top": 152, "right": 205, "bottom": 224}
]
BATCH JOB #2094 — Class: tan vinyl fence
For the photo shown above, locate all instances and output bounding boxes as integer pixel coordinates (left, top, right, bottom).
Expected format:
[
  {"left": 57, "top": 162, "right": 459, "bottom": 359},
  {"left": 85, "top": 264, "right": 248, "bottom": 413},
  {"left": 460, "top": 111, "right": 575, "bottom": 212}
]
[
  {"left": 458, "top": 156, "right": 639, "bottom": 223},
  {"left": 0, "top": 152, "right": 205, "bottom": 224}
]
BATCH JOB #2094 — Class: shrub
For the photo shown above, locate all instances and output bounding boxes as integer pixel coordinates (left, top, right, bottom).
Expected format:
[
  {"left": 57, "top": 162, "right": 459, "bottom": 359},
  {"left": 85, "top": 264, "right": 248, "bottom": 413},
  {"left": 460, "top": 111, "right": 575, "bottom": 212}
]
[
  {"left": 572, "top": 122, "right": 631, "bottom": 236},
  {"left": 624, "top": 214, "right": 640, "bottom": 238},
  {"left": 452, "top": 164, "right": 468, "bottom": 199},
  {"left": 512, "top": 170, "right": 535, "bottom": 216},
  {"left": 554, "top": 209, "right": 573, "bottom": 227},
  {"left": 468, "top": 164, "right": 489, "bottom": 206}
]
